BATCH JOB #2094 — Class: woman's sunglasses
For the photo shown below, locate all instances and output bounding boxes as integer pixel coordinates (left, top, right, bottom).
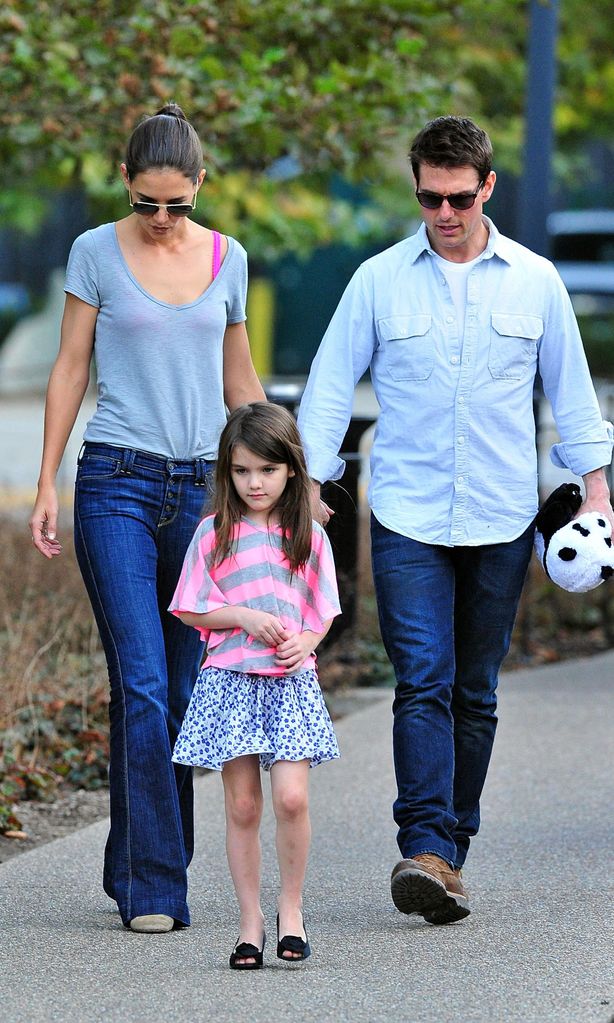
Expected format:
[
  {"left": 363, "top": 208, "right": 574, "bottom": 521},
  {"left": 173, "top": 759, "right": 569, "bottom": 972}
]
[
  {"left": 129, "top": 189, "right": 197, "bottom": 217},
  {"left": 415, "top": 185, "right": 483, "bottom": 211}
]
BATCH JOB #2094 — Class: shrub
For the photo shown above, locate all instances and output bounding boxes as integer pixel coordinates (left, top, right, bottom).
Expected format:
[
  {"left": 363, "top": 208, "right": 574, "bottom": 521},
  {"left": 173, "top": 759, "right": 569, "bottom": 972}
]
[{"left": 0, "top": 518, "right": 108, "bottom": 831}]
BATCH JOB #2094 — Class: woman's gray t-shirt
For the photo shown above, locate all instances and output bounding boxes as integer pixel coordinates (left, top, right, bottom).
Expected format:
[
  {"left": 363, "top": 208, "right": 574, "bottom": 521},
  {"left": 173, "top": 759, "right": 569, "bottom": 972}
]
[{"left": 64, "top": 223, "right": 248, "bottom": 459}]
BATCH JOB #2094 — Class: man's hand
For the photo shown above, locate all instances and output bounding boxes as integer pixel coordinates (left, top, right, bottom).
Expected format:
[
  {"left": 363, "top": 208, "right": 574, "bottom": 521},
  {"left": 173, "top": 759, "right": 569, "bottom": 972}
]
[
  {"left": 578, "top": 468, "right": 614, "bottom": 532},
  {"left": 309, "top": 479, "right": 334, "bottom": 526}
]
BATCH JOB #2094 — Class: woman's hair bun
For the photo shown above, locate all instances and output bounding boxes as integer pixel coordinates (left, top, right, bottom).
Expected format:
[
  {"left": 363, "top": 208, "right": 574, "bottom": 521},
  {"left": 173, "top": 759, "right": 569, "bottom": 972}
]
[
  {"left": 155, "top": 102, "right": 187, "bottom": 121},
  {"left": 126, "top": 102, "right": 202, "bottom": 180}
]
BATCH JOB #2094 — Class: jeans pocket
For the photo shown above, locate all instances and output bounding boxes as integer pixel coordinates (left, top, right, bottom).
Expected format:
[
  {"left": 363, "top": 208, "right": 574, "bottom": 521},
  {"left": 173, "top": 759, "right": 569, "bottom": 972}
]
[{"left": 76, "top": 453, "right": 122, "bottom": 480}]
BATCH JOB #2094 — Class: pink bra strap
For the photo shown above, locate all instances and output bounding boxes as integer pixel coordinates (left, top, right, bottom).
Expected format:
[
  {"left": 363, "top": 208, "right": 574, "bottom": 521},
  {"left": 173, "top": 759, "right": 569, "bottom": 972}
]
[{"left": 212, "top": 230, "right": 222, "bottom": 280}]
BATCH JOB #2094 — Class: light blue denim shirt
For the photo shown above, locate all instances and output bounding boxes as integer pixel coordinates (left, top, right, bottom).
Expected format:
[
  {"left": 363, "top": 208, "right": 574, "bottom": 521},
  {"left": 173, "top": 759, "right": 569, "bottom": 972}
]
[{"left": 298, "top": 217, "right": 613, "bottom": 546}]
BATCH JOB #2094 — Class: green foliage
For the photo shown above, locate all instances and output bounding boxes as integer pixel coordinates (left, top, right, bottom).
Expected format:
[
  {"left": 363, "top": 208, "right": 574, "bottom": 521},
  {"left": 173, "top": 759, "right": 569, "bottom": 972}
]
[
  {"left": 3, "top": 0, "right": 614, "bottom": 254},
  {"left": 556, "top": 0, "right": 614, "bottom": 143},
  {"left": 0, "top": 0, "right": 525, "bottom": 254},
  {"left": 575, "top": 309, "right": 614, "bottom": 378},
  {"left": 0, "top": 757, "right": 60, "bottom": 833},
  {"left": 0, "top": 1, "right": 451, "bottom": 178},
  {"left": 0, "top": 698, "right": 109, "bottom": 834}
]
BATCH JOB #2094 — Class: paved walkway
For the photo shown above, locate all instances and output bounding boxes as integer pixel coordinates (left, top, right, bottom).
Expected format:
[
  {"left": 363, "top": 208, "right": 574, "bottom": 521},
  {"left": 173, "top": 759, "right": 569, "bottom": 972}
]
[
  {"left": 1, "top": 652, "right": 613, "bottom": 1023},
  {"left": 0, "top": 395, "right": 95, "bottom": 514}
]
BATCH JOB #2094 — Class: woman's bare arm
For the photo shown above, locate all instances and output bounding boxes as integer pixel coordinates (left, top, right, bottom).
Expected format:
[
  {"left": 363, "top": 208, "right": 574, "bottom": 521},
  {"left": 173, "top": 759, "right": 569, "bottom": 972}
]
[
  {"left": 222, "top": 321, "right": 265, "bottom": 410},
  {"left": 29, "top": 294, "right": 98, "bottom": 557}
]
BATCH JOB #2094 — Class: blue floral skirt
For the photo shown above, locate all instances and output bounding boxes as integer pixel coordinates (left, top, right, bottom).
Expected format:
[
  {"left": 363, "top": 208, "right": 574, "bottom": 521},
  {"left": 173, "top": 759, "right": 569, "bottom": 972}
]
[{"left": 172, "top": 665, "right": 340, "bottom": 771}]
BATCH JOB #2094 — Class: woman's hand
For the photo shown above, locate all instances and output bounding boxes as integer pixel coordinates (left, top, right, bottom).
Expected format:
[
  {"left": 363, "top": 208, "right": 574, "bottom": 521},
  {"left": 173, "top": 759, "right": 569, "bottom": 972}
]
[{"left": 29, "top": 484, "right": 63, "bottom": 559}]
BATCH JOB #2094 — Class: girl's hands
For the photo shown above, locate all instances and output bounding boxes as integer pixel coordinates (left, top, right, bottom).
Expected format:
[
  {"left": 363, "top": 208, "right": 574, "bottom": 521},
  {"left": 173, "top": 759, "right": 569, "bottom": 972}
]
[
  {"left": 275, "top": 632, "right": 317, "bottom": 673},
  {"left": 241, "top": 609, "right": 289, "bottom": 646},
  {"left": 29, "top": 485, "right": 63, "bottom": 559},
  {"left": 238, "top": 611, "right": 327, "bottom": 673}
]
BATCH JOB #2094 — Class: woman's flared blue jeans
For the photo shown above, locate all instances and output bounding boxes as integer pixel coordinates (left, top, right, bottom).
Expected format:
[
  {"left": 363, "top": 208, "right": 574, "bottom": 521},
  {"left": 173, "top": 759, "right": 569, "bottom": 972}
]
[
  {"left": 371, "top": 515, "right": 534, "bottom": 869},
  {"left": 74, "top": 443, "right": 213, "bottom": 926}
]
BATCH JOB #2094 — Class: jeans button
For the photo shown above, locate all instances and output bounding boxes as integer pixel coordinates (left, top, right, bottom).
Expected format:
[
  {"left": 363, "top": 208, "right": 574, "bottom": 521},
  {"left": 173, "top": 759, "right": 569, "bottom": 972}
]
[{"left": 168, "top": 462, "right": 176, "bottom": 471}]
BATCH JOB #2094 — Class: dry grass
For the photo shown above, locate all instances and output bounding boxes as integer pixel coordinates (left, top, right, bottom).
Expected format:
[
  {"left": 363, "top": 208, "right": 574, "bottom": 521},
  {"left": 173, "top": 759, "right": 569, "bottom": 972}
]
[
  {"left": 0, "top": 521, "right": 107, "bottom": 735},
  {"left": 0, "top": 516, "right": 110, "bottom": 829},
  {"left": 1, "top": 512, "right": 612, "bottom": 830}
]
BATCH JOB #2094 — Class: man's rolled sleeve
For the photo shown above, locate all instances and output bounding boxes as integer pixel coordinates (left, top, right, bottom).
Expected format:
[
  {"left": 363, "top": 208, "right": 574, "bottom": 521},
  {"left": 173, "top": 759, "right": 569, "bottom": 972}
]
[{"left": 550, "top": 421, "right": 614, "bottom": 476}]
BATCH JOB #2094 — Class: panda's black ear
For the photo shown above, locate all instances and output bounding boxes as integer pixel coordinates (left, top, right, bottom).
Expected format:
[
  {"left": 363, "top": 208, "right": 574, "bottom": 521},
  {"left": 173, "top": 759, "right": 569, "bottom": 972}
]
[
  {"left": 535, "top": 484, "right": 582, "bottom": 541},
  {"left": 601, "top": 566, "right": 614, "bottom": 579},
  {"left": 558, "top": 547, "right": 577, "bottom": 561}
]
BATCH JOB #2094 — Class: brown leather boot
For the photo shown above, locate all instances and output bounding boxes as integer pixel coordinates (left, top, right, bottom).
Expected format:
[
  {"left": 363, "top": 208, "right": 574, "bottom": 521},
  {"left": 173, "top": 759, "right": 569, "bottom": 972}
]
[{"left": 390, "top": 853, "right": 470, "bottom": 924}]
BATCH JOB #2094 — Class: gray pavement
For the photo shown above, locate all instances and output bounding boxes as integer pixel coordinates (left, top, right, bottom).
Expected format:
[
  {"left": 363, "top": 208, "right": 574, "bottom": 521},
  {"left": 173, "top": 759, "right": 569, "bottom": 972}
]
[
  {"left": 0, "top": 394, "right": 95, "bottom": 513},
  {"left": 1, "top": 652, "right": 613, "bottom": 1023}
]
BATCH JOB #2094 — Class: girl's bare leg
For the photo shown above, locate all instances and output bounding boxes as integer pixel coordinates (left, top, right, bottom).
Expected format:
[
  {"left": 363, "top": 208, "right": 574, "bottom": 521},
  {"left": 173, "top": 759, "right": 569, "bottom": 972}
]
[
  {"left": 270, "top": 759, "right": 311, "bottom": 958},
  {"left": 222, "top": 755, "right": 265, "bottom": 965}
]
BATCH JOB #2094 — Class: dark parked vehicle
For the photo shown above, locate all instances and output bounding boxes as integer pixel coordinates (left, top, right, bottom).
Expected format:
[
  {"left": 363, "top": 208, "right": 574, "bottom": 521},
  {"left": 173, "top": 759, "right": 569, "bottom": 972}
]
[
  {"left": 548, "top": 209, "right": 614, "bottom": 378},
  {"left": 548, "top": 209, "right": 614, "bottom": 294}
]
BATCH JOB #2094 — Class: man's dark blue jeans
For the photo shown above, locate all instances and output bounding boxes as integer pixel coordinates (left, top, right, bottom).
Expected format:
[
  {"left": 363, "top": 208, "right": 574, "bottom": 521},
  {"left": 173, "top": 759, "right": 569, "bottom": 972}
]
[
  {"left": 371, "top": 514, "right": 534, "bottom": 869},
  {"left": 74, "top": 443, "right": 213, "bottom": 927}
]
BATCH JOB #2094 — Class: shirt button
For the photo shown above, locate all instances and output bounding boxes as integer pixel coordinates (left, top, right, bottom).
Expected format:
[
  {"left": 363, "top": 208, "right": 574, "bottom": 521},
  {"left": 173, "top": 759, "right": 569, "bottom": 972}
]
[
  {"left": 458, "top": 436, "right": 465, "bottom": 445},
  {"left": 446, "top": 316, "right": 454, "bottom": 324},
  {"left": 450, "top": 355, "right": 459, "bottom": 365},
  {"left": 458, "top": 396, "right": 465, "bottom": 404},
  {"left": 457, "top": 476, "right": 465, "bottom": 484}
]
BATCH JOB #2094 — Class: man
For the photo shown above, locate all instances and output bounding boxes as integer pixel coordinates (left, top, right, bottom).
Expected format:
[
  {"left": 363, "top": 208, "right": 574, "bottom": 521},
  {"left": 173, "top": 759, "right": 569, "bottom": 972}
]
[{"left": 297, "top": 116, "right": 613, "bottom": 924}]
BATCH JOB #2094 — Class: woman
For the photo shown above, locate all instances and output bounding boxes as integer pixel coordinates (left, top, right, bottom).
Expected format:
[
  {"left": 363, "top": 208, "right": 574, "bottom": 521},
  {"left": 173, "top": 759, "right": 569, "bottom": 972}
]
[{"left": 29, "top": 103, "right": 265, "bottom": 932}]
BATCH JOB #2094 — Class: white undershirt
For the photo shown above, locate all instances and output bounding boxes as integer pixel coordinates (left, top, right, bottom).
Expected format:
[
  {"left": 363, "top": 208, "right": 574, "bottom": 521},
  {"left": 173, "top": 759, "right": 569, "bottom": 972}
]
[{"left": 433, "top": 251, "right": 480, "bottom": 338}]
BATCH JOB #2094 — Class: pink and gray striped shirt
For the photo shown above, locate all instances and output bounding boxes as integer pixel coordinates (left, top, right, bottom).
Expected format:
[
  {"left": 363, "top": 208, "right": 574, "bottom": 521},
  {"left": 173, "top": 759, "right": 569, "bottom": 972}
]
[{"left": 169, "top": 515, "right": 341, "bottom": 676}]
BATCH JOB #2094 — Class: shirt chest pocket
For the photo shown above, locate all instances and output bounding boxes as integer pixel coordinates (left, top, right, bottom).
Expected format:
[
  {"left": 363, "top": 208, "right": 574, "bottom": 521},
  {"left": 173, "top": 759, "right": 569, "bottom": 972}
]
[
  {"left": 489, "top": 314, "right": 542, "bottom": 380},
  {"left": 378, "top": 314, "right": 433, "bottom": 381}
]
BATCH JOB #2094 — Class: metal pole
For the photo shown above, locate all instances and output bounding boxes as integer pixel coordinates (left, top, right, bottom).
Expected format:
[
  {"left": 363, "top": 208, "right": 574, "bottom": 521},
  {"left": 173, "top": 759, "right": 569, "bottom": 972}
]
[{"left": 518, "top": 0, "right": 559, "bottom": 256}]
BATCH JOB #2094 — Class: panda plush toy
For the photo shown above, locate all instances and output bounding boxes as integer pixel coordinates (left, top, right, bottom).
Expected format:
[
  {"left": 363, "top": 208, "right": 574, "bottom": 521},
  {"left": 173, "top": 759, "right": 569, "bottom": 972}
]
[{"left": 534, "top": 482, "right": 614, "bottom": 593}]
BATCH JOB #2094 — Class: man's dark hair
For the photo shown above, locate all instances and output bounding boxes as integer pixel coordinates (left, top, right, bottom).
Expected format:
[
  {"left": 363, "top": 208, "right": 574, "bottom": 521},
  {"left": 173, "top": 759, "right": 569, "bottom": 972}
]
[{"left": 409, "top": 116, "right": 493, "bottom": 185}]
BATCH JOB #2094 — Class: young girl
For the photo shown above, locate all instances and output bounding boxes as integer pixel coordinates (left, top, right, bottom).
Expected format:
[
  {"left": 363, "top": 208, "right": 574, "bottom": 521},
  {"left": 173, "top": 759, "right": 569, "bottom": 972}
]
[{"left": 169, "top": 402, "right": 341, "bottom": 969}]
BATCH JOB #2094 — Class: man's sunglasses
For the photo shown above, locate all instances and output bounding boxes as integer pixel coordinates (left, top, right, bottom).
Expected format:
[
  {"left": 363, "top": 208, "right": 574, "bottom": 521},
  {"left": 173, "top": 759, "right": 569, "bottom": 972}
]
[
  {"left": 415, "top": 185, "right": 483, "bottom": 211},
  {"left": 129, "top": 189, "right": 197, "bottom": 217}
]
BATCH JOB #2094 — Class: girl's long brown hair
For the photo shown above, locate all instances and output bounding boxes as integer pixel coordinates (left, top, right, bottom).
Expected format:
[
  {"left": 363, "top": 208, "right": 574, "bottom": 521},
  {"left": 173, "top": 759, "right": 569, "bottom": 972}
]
[{"left": 211, "top": 402, "right": 313, "bottom": 572}]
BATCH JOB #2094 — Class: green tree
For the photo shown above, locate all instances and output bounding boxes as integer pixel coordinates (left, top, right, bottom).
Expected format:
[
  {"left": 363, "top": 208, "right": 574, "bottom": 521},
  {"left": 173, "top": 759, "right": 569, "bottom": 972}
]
[
  {"left": 438, "top": 0, "right": 614, "bottom": 196},
  {"left": 0, "top": 0, "right": 464, "bottom": 254},
  {"left": 4, "top": 0, "right": 614, "bottom": 255}
]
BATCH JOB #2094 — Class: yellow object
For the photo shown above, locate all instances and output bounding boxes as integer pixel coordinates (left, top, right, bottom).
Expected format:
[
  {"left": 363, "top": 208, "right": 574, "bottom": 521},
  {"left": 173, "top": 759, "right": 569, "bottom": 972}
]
[{"left": 246, "top": 277, "right": 274, "bottom": 378}]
